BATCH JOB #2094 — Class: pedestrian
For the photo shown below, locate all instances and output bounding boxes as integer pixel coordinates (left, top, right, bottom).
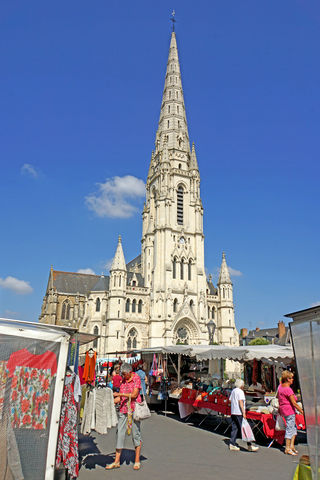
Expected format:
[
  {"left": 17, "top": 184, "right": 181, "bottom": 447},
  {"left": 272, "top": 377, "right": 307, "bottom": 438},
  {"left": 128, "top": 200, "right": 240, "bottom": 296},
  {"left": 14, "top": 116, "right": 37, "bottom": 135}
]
[
  {"left": 135, "top": 363, "right": 149, "bottom": 399},
  {"left": 111, "top": 364, "right": 122, "bottom": 393},
  {"left": 229, "top": 379, "right": 259, "bottom": 452},
  {"left": 277, "top": 370, "right": 303, "bottom": 456},
  {"left": 106, "top": 363, "right": 142, "bottom": 471}
]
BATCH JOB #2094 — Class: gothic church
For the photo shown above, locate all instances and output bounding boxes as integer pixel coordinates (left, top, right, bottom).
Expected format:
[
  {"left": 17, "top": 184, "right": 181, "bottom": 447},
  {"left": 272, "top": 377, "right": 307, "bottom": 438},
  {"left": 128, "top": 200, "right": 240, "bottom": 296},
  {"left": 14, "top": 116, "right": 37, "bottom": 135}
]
[{"left": 40, "top": 31, "right": 239, "bottom": 356}]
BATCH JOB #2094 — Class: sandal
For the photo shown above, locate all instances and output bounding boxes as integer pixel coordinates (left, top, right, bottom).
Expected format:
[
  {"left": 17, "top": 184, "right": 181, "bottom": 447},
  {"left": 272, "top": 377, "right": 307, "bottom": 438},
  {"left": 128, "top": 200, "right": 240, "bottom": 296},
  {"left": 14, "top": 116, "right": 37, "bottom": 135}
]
[
  {"left": 284, "top": 449, "right": 297, "bottom": 456},
  {"left": 292, "top": 448, "right": 299, "bottom": 454},
  {"left": 105, "top": 462, "right": 120, "bottom": 470},
  {"left": 133, "top": 462, "right": 141, "bottom": 470}
]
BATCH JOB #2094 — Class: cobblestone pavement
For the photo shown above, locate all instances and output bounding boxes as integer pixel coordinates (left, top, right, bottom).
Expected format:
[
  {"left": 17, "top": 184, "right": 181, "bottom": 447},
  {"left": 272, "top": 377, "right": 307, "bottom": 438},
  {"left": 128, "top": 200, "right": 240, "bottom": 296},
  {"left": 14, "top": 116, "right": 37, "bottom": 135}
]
[{"left": 73, "top": 408, "right": 307, "bottom": 480}]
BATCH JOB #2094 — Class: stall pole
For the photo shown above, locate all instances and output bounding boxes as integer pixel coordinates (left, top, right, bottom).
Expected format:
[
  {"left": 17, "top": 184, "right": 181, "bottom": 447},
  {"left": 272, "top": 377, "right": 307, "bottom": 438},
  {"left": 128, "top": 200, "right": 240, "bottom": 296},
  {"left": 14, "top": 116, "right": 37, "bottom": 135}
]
[
  {"left": 220, "top": 359, "right": 224, "bottom": 380},
  {"left": 178, "top": 354, "right": 181, "bottom": 385},
  {"left": 165, "top": 352, "right": 168, "bottom": 417}
]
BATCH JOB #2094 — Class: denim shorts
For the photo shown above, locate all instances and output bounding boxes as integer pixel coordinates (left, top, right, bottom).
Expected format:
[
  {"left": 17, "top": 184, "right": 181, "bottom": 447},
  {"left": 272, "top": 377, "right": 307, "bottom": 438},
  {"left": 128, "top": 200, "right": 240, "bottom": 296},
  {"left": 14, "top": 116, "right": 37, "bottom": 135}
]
[
  {"left": 116, "top": 413, "right": 141, "bottom": 449},
  {"left": 284, "top": 414, "right": 297, "bottom": 439}
]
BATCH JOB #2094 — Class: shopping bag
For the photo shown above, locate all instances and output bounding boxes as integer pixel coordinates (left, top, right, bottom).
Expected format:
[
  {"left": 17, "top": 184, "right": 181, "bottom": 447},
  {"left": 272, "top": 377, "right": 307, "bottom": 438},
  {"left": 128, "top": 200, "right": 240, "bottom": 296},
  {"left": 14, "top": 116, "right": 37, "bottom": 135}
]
[
  {"left": 241, "top": 418, "right": 255, "bottom": 442},
  {"left": 149, "top": 354, "right": 157, "bottom": 377},
  {"left": 275, "top": 414, "right": 286, "bottom": 431},
  {"left": 133, "top": 399, "right": 151, "bottom": 421}
]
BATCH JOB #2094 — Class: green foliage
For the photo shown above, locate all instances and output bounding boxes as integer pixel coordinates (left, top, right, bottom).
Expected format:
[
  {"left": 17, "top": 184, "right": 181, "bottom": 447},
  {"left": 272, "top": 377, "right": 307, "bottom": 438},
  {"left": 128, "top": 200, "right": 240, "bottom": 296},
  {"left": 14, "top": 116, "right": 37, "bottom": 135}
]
[{"left": 248, "top": 337, "right": 270, "bottom": 345}]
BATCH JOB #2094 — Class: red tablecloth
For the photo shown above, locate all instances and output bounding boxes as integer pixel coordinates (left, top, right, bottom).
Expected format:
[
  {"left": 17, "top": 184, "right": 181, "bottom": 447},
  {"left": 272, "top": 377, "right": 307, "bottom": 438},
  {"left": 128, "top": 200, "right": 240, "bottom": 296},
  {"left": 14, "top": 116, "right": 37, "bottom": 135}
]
[{"left": 246, "top": 411, "right": 305, "bottom": 444}]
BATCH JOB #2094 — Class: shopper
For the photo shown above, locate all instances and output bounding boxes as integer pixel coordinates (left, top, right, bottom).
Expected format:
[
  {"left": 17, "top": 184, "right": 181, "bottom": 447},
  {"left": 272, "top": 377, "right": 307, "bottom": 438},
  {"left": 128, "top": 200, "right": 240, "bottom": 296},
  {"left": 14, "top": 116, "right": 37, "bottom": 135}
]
[
  {"left": 229, "top": 379, "right": 259, "bottom": 452},
  {"left": 112, "top": 364, "right": 122, "bottom": 393},
  {"left": 136, "top": 363, "right": 148, "bottom": 399},
  {"left": 106, "top": 363, "right": 142, "bottom": 471},
  {"left": 277, "top": 370, "right": 303, "bottom": 456}
]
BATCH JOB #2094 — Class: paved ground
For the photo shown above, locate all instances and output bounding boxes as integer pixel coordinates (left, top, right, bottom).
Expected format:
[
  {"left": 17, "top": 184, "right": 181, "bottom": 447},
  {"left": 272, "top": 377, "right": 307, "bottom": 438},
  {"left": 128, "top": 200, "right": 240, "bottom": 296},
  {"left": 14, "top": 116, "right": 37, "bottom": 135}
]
[{"left": 74, "top": 408, "right": 307, "bottom": 480}]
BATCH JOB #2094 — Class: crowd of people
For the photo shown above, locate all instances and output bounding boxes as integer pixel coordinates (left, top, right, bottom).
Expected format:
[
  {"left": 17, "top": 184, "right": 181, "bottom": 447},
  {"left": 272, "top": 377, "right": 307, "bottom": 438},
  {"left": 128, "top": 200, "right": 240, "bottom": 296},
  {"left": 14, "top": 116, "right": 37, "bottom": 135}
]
[{"left": 100, "top": 361, "right": 303, "bottom": 470}]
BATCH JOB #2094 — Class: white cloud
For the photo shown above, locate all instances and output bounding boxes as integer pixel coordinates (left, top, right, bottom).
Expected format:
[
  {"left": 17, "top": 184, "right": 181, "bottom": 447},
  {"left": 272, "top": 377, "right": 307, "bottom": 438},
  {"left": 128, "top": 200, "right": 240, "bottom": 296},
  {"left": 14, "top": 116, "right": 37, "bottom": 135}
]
[
  {"left": 85, "top": 175, "right": 145, "bottom": 218},
  {"left": 228, "top": 267, "right": 243, "bottom": 277},
  {"left": 21, "top": 163, "right": 39, "bottom": 179},
  {"left": 2, "top": 309, "right": 19, "bottom": 318},
  {"left": 311, "top": 301, "right": 320, "bottom": 307},
  {"left": 104, "top": 259, "right": 113, "bottom": 272},
  {"left": 77, "top": 268, "right": 96, "bottom": 275},
  {"left": 0, "top": 276, "right": 33, "bottom": 294}
]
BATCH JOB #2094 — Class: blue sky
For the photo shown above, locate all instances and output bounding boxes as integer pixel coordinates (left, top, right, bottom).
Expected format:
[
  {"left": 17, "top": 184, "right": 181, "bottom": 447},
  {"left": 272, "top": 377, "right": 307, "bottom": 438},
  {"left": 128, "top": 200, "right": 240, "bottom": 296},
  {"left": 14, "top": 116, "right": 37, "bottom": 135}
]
[{"left": 1, "top": 0, "right": 319, "bottom": 331}]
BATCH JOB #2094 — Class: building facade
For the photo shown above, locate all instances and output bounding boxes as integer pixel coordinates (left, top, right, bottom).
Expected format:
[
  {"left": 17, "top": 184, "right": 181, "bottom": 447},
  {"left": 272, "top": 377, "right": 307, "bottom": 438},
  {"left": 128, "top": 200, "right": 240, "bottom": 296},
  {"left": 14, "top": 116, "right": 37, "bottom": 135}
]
[{"left": 39, "top": 31, "right": 239, "bottom": 356}]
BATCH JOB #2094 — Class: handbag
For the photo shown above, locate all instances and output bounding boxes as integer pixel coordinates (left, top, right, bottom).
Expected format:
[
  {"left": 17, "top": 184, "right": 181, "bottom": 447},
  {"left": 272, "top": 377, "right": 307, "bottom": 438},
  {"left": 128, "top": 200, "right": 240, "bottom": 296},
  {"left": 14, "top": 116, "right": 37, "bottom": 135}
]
[
  {"left": 149, "top": 354, "right": 157, "bottom": 377},
  {"left": 241, "top": 418, "right": 255, "bottom": 443},
  {"left": 275, "top": 414, "right": 286, "bottom": 431},
  {"left": 133, "top": 399, "right": 151, "bottom": 421}
]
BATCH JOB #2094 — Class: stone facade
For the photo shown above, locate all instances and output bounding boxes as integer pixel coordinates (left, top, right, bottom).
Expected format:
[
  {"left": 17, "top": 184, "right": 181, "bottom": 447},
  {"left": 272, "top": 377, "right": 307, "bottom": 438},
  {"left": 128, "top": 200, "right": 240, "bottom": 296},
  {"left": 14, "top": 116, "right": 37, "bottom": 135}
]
[{"left": 39, "top": 31, "right": 239, "bottom": 357}]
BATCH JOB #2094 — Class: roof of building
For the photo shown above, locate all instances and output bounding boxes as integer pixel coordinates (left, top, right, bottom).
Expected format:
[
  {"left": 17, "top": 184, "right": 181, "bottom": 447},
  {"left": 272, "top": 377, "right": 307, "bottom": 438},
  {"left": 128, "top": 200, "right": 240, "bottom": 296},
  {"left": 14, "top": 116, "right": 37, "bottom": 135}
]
[
  {"left": 91, "top": 276, "right": 110, "bottom": 292},
  {"left": 126, "top": 255, "right": 141, "bottom": 272},
  {"left": 207, "top": 279, "right": 218, "bottom": 295},
  {"left": 127, "top": 272, "right": 145, "bottom": 288},
  {"left": 52, "top": 271, "right": 101, "bottom": 295}
]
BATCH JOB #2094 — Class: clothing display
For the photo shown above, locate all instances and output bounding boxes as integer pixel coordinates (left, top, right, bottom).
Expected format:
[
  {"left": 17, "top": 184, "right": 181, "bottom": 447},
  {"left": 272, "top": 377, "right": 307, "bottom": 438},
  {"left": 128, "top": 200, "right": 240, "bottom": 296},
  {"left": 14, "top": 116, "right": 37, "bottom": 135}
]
[
  {"left": 56, "top": 373, "right": 80, "bottom": 479},
  {"left": 6, "top": 349, "right": 57, "bottom": 430},
  {"left": 81, "top": 387, "right": 117, "bottom": 435},
  {"left": 0, "top": 413, "right": 24, "bottom": 480},
  {"left": 82, "top": 351, "right": 96, "bottom": 384},
  {"left": 0, "top": 361, "right": 8, "bottom": 420}
]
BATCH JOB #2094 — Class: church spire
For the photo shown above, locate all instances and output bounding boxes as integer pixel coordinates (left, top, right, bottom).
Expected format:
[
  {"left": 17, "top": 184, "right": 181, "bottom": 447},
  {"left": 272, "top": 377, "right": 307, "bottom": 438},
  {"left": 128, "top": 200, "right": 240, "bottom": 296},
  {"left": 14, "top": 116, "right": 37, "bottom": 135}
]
[
  {"left": 110, "top": 235, "right": 126, "bottom": 271},
  {"left": 155, "top": 31, "right": 190, "bottom": 154},
  {"left": 218, "top": 252, "right": 232, "bottom": 285}
]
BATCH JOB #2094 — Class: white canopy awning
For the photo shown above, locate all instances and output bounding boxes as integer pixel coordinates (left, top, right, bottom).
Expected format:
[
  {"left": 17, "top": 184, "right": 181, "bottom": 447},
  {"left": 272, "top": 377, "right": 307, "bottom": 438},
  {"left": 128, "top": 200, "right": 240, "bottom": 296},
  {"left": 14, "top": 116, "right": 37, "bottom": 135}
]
[{"left": 194, "top": 345, "right": 248, "bottom": 361}]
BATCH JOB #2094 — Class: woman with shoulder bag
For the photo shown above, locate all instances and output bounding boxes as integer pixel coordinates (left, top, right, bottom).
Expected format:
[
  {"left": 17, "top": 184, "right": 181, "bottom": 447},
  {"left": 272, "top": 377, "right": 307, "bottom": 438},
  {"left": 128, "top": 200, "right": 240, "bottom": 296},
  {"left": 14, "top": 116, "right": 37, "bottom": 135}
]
[
  {"left": 277, "top": 370, "right": 303, "bottom": 456},
  {"left": 106, "top": 363, "right": 143, "bottom": 471}
]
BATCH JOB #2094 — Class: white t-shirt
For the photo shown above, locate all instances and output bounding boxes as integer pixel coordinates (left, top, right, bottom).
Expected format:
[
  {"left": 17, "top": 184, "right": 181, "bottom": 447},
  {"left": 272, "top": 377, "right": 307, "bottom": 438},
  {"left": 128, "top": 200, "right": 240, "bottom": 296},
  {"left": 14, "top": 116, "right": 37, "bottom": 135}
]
[{"left": 229, "top": 387, "right": 246, "bottom": 415}]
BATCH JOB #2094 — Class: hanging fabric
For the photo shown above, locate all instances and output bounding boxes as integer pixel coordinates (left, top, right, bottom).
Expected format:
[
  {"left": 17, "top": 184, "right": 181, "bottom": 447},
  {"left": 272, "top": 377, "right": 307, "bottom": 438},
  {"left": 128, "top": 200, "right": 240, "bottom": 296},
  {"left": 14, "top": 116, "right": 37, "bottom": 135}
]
[
  {"left": 56, "top": 373, "right": 80, "bottom": 479},
  {"left": 83, "top": 350, "right": 96, "bottom": 384}
]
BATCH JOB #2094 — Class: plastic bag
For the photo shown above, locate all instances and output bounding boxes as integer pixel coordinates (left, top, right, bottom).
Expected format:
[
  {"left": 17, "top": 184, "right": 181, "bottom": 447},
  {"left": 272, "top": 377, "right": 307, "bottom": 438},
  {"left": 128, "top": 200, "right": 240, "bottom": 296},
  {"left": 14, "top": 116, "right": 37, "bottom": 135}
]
[
  {"left": 241, "top": 418, "right": 255, "bottom": 442},
  {"left": 275, "top": 414, "right": 286, "bottom": 431}
]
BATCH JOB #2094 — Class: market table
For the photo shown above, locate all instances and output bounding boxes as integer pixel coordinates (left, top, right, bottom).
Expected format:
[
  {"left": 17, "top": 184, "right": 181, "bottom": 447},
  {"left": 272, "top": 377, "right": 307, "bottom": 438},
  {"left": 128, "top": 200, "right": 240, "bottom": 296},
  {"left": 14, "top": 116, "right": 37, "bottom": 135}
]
[{"left": 246, "top": 411, "right": 305, "bottom": 445}]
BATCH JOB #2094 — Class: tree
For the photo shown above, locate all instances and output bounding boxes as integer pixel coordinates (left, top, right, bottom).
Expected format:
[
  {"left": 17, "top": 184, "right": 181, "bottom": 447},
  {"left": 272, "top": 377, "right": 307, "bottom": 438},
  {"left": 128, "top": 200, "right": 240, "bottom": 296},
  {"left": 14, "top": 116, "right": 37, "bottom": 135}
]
[{"left": 249, "top": 337, "right": 270, "bottom": 346}]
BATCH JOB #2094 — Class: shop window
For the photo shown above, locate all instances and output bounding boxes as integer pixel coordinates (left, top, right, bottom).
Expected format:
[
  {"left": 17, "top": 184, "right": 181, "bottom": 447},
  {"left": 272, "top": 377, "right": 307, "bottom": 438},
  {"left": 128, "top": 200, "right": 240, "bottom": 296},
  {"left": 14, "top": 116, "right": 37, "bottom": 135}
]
[{"left": 96, "top": 297, "right": 101, "bottom": 312}]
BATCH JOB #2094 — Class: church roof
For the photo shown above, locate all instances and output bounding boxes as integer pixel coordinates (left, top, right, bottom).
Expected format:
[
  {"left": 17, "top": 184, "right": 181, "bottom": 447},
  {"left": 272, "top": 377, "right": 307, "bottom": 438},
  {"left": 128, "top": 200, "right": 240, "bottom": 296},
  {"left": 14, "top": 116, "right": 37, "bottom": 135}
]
[
  {"left": 51, "top": 271, "right": 100, "bottom": 295},
  {"left": 110, "top": 235, "right": 126, "bottom": 271},
  {"left": 207, "top": 279, "right": 218, "bottom": 295},
  {"left": 127, "top": 272, "right": 144, "bottom": 287},
  {"left": 218, "top": 252, "right": 232, "bottom": 285},
  {"left": 91, "top": 275, "right": 110, "bottom": 292},
  {"left": 126, "top": 255, "right": 141, "bottom": 272}
]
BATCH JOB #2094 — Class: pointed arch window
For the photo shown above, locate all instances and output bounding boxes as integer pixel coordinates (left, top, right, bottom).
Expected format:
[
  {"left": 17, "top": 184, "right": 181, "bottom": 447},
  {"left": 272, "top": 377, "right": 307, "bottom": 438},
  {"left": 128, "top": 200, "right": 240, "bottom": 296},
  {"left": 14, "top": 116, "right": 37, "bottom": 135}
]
[
  {"left": 177, "top": 106, "right": 179, "bottom": 114},
  {"left": 168, "top": 106, "right": 170, "bottom": 113},
  {"left": 132, "top": 299, "right": 136, "bottom": 313},
  {"left": 138, "top": 300, "right": 142, "bottom": 313},
  {"left": 173, "top": 298, "right": 178, "bottom": 313},
  {"left": 208, "top": 306, "right": 210, "bottom": 318},
  {"left": 188, "top": 259, "right": 192, "bottom": 281},
  {"left": 93, "top": 326, "right": 99, "bottom": 349},
  {"left": 212, "top": 307, "right": 215, "bottom": 319},
  {"left": 190, "top": 299, "right": 194, "bottom": 311},
  {"left": 96, "top": 297, "right": 101, "bottom": 312},
  {"left": 127, "top": 328, "right": 138, "bottom": 350},
  {"left": 177, "top": 186, "right": 184, "bottom": 225},
  {"left": 167, "top": 120, "right": 170, "bottom": 128},
  {"left": 173, "top": 257, "right": 177, "bottom": 279},
  {"left": 180, "top": 258, "right": 184, "bottom": 280},
  {"left": 61, "top": 300, "right": 70, "bottom": 320},
  {"left": 119, "top": 275, "right": 121, "bottom": 287},
  {"left": 125, "top": 299, "right": 130, "bottom": 313}
]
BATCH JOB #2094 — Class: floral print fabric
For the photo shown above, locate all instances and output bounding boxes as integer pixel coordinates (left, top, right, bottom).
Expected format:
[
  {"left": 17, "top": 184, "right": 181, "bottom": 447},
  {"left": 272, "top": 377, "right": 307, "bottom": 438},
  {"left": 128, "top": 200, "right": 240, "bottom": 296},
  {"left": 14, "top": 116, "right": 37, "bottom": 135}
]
[
  {"left": 56, "top": 376, "right": 79, "bottom": 479},
  {"left": 10, "top": 366, "right": 52, "bottom": 429}
]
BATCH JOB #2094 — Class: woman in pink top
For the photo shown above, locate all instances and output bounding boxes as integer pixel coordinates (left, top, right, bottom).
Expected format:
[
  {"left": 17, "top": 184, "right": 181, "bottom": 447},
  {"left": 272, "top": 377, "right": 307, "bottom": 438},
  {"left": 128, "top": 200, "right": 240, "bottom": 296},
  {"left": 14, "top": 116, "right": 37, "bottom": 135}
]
[
  {"left": 106, "top": 363, "right": 142, "bottom": 471},
  {"left": 277, "top": 370, "right": 303, "bottom": 456}
]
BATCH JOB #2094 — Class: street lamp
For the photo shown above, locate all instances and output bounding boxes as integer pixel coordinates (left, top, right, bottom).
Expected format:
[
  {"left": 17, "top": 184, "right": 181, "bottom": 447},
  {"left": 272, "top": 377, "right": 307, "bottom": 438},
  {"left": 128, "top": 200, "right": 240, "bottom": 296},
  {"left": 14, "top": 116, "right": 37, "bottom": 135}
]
[{"left": 207, "top": 319, "right": 216, "bottom": 345}]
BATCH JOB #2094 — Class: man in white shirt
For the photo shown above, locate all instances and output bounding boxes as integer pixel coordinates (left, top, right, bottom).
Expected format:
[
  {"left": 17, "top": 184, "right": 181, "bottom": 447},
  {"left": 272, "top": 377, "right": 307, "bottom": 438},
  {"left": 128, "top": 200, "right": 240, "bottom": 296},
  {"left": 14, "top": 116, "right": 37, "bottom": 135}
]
[{"left": 229, "top": 379, "right": 259, "bottom": 452}]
